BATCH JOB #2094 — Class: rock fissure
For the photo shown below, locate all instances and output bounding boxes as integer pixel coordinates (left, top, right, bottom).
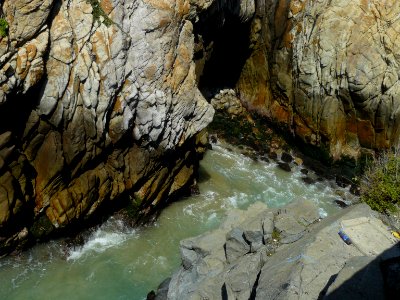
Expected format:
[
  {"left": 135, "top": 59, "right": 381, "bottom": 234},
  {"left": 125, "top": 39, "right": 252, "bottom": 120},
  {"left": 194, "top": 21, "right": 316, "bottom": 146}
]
[{"left": 192, "top": 0, "right": 254, "bottom": 97}]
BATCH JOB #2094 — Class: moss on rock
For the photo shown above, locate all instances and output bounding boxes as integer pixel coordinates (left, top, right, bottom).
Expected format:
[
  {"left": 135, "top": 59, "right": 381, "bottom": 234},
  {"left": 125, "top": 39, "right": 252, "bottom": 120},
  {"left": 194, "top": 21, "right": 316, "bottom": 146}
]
[{"left": 0, "top": 18, "right": 9, "bottom": 37}]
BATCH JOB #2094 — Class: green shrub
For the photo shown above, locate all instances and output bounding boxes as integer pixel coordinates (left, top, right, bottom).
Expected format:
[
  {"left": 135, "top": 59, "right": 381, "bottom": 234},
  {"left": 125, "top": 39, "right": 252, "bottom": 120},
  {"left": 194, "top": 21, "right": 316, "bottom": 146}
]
[
  {"left": 0, "top": 18, "right": 9, "bottom": 37},
  {"left": 360, "top": 146, "right": 400, "bottom": 213}
]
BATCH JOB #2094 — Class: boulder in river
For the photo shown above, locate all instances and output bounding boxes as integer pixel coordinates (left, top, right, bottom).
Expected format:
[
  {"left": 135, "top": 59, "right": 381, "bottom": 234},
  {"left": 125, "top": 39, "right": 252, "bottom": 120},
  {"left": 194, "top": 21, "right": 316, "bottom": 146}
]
[
  {"left": 301, "top": 168, "right": 309, "bottom": 175},
  {"left": 268, "top": 151, "right": 278, "bottom": 160},
  {"left": 281, "top": 152, "right": 293, "bottom": 163},
  {"left": 336, "top": 175, "right": 353, "bottom": 188},
  {"left": 277, "top": 162, "right": 291, "bottom": 172},
  {"left": 302, "top": 177, "right": 315, "bottom": 185},
  {"left": 335, "top": 199, "right": 351, "bottom": 208}
]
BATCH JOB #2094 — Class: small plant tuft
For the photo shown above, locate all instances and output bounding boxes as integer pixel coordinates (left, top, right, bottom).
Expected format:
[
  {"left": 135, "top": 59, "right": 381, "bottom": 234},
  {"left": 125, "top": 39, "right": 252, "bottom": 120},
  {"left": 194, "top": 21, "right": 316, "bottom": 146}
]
[
  {"left": 0, "top": 18, "right": 9, "bottom": 37},
  {"left": 122, "top": 194, "right": 142, "bottom": 219},
  {"left": 87, "top": 0, "right": 113, "bottom": 27},
  {"left": 271, "top": 228, "right": 281, "bottom": 241},
  {"left": 360, "top": 145, "right": 400, "bottom": 213}
]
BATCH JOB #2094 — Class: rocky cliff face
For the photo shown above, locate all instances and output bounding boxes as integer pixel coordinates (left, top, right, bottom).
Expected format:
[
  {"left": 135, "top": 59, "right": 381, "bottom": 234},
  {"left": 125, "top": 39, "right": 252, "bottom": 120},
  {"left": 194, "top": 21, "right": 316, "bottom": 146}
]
[
  {"left": 2, "top": 0, "right": 399, "bottom": 254},
  {"left": 0, "top": 0, "right": 214, "bottom": 254},
  {"left": 193, "top": 0, "right": 400, "bottom": 160},
  {"left": 238, "top": 0, "right": 400, "bottom": 159}
]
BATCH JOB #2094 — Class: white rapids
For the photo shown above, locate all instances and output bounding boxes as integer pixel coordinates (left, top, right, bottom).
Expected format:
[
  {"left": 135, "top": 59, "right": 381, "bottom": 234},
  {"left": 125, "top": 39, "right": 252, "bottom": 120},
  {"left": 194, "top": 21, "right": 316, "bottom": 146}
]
[{"left": 0, "top": 142, "right": 349, "bottom": 300}]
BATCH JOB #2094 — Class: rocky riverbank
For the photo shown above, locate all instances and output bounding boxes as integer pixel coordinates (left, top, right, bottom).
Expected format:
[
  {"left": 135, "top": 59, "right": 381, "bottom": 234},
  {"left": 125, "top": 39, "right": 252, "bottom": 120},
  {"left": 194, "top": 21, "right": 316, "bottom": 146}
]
[
  {"left": 2, "top": 0, "right": 400, "bottom": 259},
  {"left": 153, "top": 200, "right": 400, "bottom": 299},
  {"left": 208, "top": 88, "right": 362, "bottom": 201}
]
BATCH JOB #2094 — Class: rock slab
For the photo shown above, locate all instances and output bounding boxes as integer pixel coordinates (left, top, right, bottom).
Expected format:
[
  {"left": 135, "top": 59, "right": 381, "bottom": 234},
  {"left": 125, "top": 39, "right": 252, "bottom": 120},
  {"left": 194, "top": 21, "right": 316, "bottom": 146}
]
[{"left": 163, "top": 201, "right": 400, "bottom": 300}]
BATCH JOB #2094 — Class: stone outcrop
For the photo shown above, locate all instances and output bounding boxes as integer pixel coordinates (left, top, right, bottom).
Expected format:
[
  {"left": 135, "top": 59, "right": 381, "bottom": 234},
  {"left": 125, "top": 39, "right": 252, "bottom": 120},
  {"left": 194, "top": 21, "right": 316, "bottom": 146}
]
[
  {"left": 0, "top": 0, "right": 214, "bottom": 254},
  {"left": 238, "top": 0, "right": 400, "bottom": 160},
  {"left": 163, "top": 200, "right": 400, "bottom": 299},
  {"left": 192, "top": 0, "right": 400, "bottom": 160},
  {"left": 210, "top": 89, "right": 246, "bottom": 117}
]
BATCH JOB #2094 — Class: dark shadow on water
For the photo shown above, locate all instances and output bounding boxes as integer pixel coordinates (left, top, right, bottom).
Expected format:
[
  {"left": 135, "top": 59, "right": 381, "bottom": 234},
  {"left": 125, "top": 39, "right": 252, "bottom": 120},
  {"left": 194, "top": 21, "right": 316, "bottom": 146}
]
[
  {"left": 198, "top": 164, "right": 212, "bottom": 184},
  {"left": 320, "top": 242, "right": 400, "bottom": 300}
]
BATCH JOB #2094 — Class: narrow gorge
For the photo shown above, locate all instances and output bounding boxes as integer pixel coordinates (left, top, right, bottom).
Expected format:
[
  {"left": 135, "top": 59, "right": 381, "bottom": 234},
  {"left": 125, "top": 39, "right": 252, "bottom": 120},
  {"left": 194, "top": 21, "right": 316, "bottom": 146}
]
[{"left": 1, "top": 0, "right": 400, "bottom": 299}]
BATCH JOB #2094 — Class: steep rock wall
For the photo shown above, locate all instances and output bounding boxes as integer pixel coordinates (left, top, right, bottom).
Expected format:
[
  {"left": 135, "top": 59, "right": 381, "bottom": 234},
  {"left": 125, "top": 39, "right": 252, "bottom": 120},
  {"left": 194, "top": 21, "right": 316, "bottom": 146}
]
[
  {"left": 237, "top": 0, "right": 400, "bottom": 159},
  {"left": 0, "top": 0, "right": 214, "bottom": 254}
]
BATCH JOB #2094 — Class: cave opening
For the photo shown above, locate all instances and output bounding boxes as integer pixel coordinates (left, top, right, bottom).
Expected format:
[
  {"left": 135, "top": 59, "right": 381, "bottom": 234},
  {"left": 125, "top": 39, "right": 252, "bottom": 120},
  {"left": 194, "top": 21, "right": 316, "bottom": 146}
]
[{"left": 194, "top": 6, "right": 253, "bottom": 100}]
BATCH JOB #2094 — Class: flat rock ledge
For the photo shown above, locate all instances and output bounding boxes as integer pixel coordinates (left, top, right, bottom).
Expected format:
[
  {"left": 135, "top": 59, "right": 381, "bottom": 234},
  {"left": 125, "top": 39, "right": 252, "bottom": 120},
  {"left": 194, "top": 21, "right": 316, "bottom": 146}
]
[{"left": 155, "top": 201, "right": 400, "bottom": 300}]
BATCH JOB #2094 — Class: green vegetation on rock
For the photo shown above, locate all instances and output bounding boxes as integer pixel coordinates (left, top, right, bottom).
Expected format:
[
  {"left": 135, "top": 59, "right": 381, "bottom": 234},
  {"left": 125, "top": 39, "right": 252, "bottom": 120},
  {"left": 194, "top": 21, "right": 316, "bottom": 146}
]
[
  {"left": 360, "top": 146, "right": 400, "bottom": 213},
  {"left": 208, "top": 111, "right": 273, "bottom": 152},
  {"left": 87, "top": 0, "right": 113, "bottom": 27},
  {"left": 118, "top": 194, "right": 142, "bottom": 221},
  {"left": 0, "top": 18, "right": 9, "bottom": 37},
  {"left": 271, "top": 228, "right": 281, "bottom": 241},
  {"left": 31, "top": 214, "right": 54, "bottom": 239}
]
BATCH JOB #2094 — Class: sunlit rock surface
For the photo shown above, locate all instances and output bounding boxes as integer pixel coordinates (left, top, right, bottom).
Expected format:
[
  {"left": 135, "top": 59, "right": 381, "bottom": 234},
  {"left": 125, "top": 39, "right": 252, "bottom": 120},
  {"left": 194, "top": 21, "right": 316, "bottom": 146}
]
[
  {"left": 165, "top": 201, "right": 398, "bottom": 299},
  {"left": 2, "top": 0, "right": 400, "bottom": 254},
  {"left": 0, "top": 0, "right": 214, "bottom": 254},
  {"left": 237, "top": 0, "right": 400, "bottom": 159}
]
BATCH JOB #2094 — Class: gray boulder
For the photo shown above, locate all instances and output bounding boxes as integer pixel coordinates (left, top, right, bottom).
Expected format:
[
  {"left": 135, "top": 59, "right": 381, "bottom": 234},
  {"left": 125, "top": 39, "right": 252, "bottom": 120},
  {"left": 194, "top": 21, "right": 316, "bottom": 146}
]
[
  {"left": 165, "top": 201, "right": 400, "bottom": 300},
  {"left": 255, "top": 204, "right": 383, "bottom": 299},
  {"left": 225, "top": 228, "right": 251, "bottom": 264},
  {"left": 224, "top": 252, "right": 264, "bottom": 300},
  {"left": 274, "top": 199, "right": 320, "bottom": 244}
]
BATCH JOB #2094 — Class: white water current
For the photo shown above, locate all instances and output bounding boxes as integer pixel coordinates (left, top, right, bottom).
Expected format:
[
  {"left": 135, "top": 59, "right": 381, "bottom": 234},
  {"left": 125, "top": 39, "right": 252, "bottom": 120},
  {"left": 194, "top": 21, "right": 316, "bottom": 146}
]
[{"left": 0, "top": 142, "right": 347, "bottom": 299}]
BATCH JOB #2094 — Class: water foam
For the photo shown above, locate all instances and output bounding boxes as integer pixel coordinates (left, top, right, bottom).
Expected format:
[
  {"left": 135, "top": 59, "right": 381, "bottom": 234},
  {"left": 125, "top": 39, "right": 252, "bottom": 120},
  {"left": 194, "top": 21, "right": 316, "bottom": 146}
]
[
  {"left": 0, "top": 142, "right": 353, "bottom": 300},
  {"left": 67, "top": 218, "right": 136, "bottom": 261}
]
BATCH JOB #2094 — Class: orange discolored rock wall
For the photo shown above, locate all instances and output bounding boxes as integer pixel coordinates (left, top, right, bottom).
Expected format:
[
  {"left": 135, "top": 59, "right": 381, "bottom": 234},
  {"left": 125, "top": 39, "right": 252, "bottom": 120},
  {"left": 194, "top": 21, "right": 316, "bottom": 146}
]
[
  {"left": 237, "top": 0, "right": 400, "bottom": 160},
  {"left": 0, "top": 0, "right": 214, "bottom": 254}
]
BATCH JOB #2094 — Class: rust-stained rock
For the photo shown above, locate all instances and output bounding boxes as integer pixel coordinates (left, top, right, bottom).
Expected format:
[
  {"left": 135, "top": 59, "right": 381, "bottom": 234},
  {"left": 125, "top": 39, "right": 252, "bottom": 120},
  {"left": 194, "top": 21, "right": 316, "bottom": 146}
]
[
  {"left": 3, "top": 0, "right": 400, "bottom": 255},
  {"left": 0, "top": 0, "right": 214, "bottom": 255},
  {"left": 237, "top": 0, "right": 400, "bottom": 160}
]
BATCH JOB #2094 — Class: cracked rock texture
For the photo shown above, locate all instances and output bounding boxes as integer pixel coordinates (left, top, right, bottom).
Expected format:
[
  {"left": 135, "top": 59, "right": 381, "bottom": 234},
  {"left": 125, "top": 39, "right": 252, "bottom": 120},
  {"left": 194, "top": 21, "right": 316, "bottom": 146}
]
[
  {"left": 0, "top": 0, "right": 214, "bottom": 254},
  {"left": 164, "top": 200, "right": 396, "bottom": 299},
  {"left": 236, "top": 0, "right": 400, "bottom": 159}
]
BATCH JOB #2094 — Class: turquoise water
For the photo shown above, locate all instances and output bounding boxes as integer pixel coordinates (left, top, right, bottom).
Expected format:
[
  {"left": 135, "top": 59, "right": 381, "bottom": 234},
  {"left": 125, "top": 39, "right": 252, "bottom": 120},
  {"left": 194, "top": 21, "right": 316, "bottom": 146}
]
[{"left": 0, "top": 143, "right": 344, "bottom": 300}]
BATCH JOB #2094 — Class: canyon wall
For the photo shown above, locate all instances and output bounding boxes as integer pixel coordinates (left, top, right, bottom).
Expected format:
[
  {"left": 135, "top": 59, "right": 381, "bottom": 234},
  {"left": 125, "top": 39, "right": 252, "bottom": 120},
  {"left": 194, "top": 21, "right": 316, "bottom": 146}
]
[
  {"left": 237, "top": 0, "right": 400, "bottom": 159},
  {"left": 0, "top": 0, "right": 214, "bottom": 254},
  {"left": 1, "top": 0, "right": 400, "bottom": 254}
]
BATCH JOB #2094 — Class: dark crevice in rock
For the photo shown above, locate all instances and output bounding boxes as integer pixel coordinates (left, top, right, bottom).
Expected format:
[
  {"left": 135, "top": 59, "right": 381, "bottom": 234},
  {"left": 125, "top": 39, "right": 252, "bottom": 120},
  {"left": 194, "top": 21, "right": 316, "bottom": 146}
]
[
  {"left": 221, "top": 282, "right": 229, "bottom": 300},
  {"left": 0, "top": 79, "right": 43, "bottom": 142},
  {"left": 249, "top": 269, "right": 262, "bottom": 300},
  {"left": 0, "top": 78, "right": 45, "bottom": 255},
  {"left": 192, "top": 3, "right": 253, "bottom": 99}
]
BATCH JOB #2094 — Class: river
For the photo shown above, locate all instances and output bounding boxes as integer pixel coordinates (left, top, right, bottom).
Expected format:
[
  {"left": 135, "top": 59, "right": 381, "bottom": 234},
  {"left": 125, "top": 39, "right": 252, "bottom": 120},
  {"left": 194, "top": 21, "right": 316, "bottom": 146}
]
[{"left": 0, "top": 142, "right": 345, "bottom": 300}]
